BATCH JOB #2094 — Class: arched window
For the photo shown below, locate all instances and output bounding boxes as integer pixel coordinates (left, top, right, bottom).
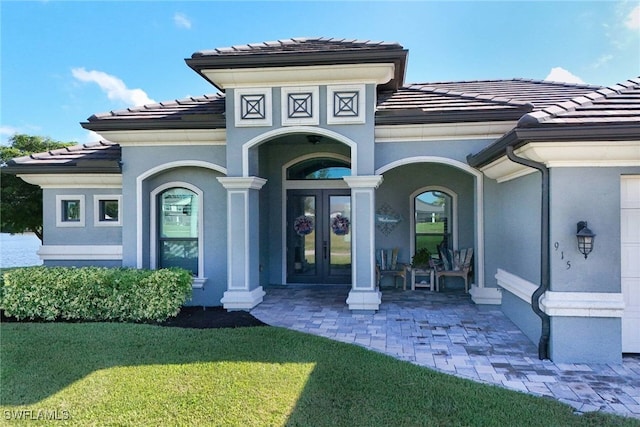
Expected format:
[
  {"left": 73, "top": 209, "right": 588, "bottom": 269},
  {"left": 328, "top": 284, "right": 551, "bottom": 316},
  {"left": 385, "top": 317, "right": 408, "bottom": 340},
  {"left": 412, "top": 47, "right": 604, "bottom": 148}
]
[
  {"left": 287, "top": 157, "right": 350, "bottom": 180},
  {"left": 157, "top": 187, "right": 199, "bottom": 275},
  {"left": 414, "top": 189, "right": 454, "bottom": 255}
]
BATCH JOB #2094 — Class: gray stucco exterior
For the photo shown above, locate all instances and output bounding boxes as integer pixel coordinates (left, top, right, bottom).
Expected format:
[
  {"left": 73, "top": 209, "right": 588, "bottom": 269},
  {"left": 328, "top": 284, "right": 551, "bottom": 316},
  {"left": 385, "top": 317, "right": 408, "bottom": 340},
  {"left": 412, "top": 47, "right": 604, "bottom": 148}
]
[{"left": 8, "top": 38, "right": 639, "bottom": 364}]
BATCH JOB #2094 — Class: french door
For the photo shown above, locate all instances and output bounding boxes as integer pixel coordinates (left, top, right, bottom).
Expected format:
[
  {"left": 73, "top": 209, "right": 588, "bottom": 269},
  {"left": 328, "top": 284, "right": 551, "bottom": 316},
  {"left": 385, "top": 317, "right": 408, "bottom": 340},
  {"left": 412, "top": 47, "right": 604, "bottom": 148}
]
[{"left": 287, "top": 189, "right": 351, "bottom": 284}]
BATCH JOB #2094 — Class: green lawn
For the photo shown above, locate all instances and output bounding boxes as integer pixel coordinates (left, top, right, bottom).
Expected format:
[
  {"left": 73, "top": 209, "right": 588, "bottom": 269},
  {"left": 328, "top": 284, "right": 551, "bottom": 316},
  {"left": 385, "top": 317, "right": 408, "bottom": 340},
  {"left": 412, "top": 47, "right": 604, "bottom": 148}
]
[{"left": 1, "top": 323, "right": 637, "bottom": 426}]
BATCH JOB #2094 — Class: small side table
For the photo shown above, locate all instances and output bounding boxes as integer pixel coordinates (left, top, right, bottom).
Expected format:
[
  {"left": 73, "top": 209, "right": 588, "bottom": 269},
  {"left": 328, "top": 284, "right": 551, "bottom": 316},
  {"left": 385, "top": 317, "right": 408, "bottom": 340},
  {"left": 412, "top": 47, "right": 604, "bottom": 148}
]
[{"left": 411, "top": 268, "right": 436, "bottom": 291}]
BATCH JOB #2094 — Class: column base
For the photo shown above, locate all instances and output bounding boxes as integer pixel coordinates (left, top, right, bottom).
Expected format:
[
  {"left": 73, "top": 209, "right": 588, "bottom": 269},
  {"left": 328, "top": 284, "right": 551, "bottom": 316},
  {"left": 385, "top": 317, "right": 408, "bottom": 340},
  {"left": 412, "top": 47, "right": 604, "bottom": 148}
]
[
  {"left": 470, "top": 285, "right": 502, "bottom": 305},
  {"left": 346, "top": 289, "right": 382, "bottom": 311},
  {"left": 221, "top": 287, "right": 266, "bottom": 311}
]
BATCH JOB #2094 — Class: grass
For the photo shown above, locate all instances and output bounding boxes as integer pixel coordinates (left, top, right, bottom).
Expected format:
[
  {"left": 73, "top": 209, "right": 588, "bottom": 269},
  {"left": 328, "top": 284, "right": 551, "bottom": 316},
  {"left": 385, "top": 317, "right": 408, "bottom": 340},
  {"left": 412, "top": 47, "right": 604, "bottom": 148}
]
[{"left": 1, "top": 323, "right": 638, "bottom": 426}]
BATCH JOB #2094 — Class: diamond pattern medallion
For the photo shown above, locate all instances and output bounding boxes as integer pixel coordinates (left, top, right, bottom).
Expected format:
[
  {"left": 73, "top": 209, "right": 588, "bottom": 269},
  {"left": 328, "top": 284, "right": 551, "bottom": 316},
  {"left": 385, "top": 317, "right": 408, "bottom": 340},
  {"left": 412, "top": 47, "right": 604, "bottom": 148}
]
[
  {"left": 334, "top": 91, "right": 359, "bottom": 117},
  {"left": 327, "top": 85, "right": 365, "bottom": 124},
  {"left": 235, "top": 88, "right": 272, "bottom": 127},
  {"left": 241, "top": 94, "right": 266, "bottom": 120},
  {"left": 281, "top": 86, "right": 319, "bottom": 126},
  {"left": 288, "top": 93, "right": 313, "bottom": 119}
]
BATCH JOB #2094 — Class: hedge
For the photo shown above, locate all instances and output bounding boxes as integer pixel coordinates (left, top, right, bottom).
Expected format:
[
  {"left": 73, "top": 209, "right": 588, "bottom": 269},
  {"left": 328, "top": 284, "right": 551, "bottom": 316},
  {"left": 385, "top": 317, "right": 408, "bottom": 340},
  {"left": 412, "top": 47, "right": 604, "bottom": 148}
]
[{"left": 1, "top": 266, "right": 193, "bottom": 322}]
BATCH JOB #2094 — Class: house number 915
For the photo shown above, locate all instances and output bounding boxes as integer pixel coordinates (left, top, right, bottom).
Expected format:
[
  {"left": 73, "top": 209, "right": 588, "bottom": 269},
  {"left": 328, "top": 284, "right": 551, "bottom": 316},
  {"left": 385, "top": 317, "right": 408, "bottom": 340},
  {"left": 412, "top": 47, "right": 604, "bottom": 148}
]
[{"left": 554, "top": 242, "right": 571, "bottom": 270}]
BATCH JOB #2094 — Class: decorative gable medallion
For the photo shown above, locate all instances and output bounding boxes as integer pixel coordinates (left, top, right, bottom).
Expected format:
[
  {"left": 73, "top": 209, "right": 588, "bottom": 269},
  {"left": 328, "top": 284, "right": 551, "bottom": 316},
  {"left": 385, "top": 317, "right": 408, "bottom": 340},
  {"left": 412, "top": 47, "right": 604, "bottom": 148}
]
[
  {"left": 327, "top": 84, "right": 366, "bottom": 124},
  {"left": 234, "top": 88, "right": 272, "bottom": 127},
  {"left": 281, "top": 86, "right": 319, "bottom": 126}
]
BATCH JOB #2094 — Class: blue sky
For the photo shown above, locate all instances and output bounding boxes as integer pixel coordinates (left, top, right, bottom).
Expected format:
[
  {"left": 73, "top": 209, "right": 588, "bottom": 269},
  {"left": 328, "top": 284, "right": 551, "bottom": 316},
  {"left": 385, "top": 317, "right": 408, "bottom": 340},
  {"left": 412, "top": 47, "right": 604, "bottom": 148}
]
[{"left": 1, "top": 1, "right": 639, "bottom": 145}]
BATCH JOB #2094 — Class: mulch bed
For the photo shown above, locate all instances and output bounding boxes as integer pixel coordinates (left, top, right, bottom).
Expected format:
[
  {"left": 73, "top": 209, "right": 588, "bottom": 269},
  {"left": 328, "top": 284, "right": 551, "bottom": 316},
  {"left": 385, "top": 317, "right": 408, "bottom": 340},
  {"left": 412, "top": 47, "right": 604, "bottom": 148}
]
[{"left": 0, "top": 306, "right": 268, "bottom": 329}]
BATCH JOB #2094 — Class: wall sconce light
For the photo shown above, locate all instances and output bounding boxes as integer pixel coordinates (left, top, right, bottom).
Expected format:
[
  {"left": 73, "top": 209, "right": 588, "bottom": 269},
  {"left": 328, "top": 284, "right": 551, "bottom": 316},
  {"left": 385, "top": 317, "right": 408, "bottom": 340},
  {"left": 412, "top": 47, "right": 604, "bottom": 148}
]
[
  {"left": 306, "top": 135, "right": 321, "bottom": 144},
  {"left": 576, "top": 221, "right": 595, "bottom": 259}
]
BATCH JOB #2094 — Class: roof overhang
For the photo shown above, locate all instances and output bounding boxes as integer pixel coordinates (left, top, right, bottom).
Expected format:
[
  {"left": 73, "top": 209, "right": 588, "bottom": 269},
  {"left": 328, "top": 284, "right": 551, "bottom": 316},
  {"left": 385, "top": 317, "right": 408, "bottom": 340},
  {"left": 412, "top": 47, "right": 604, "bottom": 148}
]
[
  {"left": 468, "top": 124, "right": 640, "bottom": 170},
  {"left": 16, "top": 173, "right": 122, "bottom": 189},
  {"left": 186, "top": 48, "right": 407, "bottom": 91},
  {"left": 88, "top": 129, "right": 227, "bottom": 146},
  {"left": 194, "top": 63, "right": 396, "bottom": 90},
  {"left": 473, "top": 135, "right": 640, "bottom": 183}
]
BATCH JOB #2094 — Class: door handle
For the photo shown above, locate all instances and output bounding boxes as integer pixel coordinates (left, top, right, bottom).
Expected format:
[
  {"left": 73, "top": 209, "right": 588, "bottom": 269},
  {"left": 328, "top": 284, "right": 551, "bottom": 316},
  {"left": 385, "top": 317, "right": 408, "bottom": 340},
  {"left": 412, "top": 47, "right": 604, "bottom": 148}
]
[{"left": 323, "top": 241, "right": 328, "bottom": 259}]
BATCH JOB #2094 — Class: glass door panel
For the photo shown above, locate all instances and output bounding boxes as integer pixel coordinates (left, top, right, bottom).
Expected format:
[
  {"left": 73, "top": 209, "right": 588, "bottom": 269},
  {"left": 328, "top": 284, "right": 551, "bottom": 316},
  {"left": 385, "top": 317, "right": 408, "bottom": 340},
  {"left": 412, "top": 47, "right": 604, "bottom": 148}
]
[
  {"left": 287, "top": 190, "right": 351, "bottom": 284},
  {"left": 289, "top": 194, "right": 317, "bottom": 278},
  {"left": 328, "top": 195, "right": 351, "bottom": 277}
]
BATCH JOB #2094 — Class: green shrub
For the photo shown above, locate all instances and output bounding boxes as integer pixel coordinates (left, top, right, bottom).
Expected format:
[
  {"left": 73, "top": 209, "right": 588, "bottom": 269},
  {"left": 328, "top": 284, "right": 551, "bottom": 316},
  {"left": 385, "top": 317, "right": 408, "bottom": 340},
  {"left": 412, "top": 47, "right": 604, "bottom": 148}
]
[{"left": 1, "top": 266, "right": 192, "bottom": 322}]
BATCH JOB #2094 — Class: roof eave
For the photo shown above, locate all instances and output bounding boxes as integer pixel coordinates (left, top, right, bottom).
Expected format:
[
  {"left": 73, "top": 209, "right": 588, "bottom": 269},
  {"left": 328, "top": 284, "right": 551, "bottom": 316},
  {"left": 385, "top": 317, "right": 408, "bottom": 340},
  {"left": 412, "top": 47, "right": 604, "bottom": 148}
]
[
  {"left": 467, "top": 123, "right": 640, "bottom": 168},
  {"left": 376, "top": 109, "right": 526, "bottom": 125},
  {"left": 2, "top": 164, "right": 122, "bottom": 175},
  {"left": 81, "top": 117, "right": 227, "bottom": 132},
  {"left": 186, "top": 49, "right": 408, "bottom": 91}
]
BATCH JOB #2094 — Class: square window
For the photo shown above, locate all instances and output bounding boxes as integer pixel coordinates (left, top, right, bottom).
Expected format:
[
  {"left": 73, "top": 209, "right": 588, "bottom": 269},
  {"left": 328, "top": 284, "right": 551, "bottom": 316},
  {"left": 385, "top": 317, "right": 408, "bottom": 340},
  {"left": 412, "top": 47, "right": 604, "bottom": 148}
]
[
  {"left": 56, "top": 195, "right": 85, "bottom": 227},
  {"left": 62, "top": 200, "right": 81, "bottom": 221},
  {"left": 94, "top": 195, "right": 122, "bottom": 226}
]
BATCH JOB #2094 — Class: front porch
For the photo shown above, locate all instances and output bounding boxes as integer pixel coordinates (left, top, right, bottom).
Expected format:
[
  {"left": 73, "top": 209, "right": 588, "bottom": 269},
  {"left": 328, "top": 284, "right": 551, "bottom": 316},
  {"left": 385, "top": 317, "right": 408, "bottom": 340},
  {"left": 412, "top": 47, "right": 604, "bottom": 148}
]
[{"left": 251, "top": 285, "right": 640, "bottom": 418}]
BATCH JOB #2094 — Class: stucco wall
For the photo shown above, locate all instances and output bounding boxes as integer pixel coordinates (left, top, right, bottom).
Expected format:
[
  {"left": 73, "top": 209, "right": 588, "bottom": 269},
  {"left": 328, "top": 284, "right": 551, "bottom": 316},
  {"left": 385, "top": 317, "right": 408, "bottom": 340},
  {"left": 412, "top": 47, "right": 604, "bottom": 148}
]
[
  {"left": 549, "top": 167, "right": 640, "bottom": 293},
  {"left": 43, "top": 188, "right": 123, "bottom": 246}
]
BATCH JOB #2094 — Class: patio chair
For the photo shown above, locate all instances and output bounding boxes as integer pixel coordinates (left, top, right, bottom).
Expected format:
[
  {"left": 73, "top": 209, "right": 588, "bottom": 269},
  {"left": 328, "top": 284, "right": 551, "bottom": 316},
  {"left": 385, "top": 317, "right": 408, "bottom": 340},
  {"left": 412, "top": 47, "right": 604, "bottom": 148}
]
[
  {"left": 431, "top": 248, "right": 473, "bottom": 293},
  {"left": 376, "top": 248, "right": 408, "bottom": 290}
]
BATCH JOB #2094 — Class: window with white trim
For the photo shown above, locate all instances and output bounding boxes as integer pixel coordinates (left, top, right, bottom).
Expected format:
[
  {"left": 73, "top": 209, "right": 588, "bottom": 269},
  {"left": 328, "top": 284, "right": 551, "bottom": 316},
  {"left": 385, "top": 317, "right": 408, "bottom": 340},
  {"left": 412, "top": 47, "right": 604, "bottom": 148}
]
[
  {"left": 94, "top": 195, "right": 122, "bottom": 226},
  {"left": 56, "top": 195, "right": 85, "bottom": 227},
  {"left": 157, "top": 187, "right": 199, "bottom": 275},
  {"left": 414, "top": 190, "right": 453, "bottom": 254}
]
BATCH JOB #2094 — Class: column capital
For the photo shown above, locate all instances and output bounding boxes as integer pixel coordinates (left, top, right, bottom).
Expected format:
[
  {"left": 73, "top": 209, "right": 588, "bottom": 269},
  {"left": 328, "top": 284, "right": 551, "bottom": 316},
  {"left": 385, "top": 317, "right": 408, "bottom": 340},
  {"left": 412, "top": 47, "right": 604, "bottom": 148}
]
[
  {"left": 217, "top": 176, "right": 267, "bottom": 190},
  {"left": 343, "top": 175, "right": 383, "bottom": 189}
]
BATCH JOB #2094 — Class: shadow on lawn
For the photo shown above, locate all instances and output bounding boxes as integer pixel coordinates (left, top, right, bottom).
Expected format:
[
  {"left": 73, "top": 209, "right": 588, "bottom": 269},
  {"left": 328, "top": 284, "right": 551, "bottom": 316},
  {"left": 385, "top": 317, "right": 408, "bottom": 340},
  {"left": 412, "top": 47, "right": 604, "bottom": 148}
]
[{"left": 1, "top": 308, "right": 628, "bottom": 426}]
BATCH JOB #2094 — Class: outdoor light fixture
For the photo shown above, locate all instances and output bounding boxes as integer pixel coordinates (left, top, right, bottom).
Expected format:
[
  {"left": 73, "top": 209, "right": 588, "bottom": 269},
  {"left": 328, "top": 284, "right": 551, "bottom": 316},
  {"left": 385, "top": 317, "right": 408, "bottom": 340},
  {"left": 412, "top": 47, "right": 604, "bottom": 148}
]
[
  {"left": 576, "top": 221, "right": 595, "bottom": 259},
  {"left": 306, "top": 135, "right": 321, "bottom": 144}
]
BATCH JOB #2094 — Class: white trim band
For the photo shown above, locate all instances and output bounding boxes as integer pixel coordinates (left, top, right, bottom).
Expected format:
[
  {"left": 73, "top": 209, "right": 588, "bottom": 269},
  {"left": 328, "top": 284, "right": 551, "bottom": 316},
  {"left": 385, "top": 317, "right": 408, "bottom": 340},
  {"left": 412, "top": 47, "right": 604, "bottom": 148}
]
[
  {"left": 95, "top": 129, "right": 226, "bottom": 146},
  {"left": 19, "top": 174, "right": 122, "bottom": 189},
  {"left": 496, "top": 268, "right": 625, "bottom": 318},
  {"left": 495, "top": 268, "right": 537, "bottom": 302},
  {"left": 375, "top": 121, "right": 516, "bottom": 142},
  {"left": 38, "top": 245, "right": 123, "bottom": 261},
  {"left": 540, "top": 291, "right": 625, "bottom": 318}
]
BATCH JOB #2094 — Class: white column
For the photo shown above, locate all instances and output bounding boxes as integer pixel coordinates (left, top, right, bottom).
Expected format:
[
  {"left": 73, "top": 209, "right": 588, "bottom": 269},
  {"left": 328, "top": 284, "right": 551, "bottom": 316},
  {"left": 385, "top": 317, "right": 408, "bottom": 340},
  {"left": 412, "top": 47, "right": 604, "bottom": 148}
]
[
  {"left": 344, "top": 175, "right": 383, "bottom": 311},
  {"left": 217, "top": 176, "right": 267, "bottom": 310}
]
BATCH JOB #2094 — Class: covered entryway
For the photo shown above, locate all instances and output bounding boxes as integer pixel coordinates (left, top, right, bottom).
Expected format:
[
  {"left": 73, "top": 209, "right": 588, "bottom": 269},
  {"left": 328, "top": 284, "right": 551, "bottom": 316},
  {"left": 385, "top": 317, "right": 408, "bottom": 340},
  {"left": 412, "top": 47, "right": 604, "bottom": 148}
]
[
  {"left": 287, "top": 189, "right": 351, "bottom": 284},
  {"left": 622, "top": 175, "right": 640, "bottom": 353}
]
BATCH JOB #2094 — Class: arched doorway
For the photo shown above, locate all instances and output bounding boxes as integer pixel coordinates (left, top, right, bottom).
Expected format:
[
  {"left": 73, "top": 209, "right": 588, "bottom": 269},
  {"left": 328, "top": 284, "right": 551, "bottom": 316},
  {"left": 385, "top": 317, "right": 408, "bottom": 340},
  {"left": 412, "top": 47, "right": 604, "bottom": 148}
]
[{"left": 285, "top": 156, "right": 352, "bottom": 284}]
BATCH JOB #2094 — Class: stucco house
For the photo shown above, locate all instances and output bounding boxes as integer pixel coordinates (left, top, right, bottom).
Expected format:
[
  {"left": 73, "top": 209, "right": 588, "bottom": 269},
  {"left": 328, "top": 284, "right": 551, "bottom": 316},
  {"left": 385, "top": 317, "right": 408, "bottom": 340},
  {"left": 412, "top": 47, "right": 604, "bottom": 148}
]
[{"left": 4, "top": 38, "right": 639, "bottom": 364}]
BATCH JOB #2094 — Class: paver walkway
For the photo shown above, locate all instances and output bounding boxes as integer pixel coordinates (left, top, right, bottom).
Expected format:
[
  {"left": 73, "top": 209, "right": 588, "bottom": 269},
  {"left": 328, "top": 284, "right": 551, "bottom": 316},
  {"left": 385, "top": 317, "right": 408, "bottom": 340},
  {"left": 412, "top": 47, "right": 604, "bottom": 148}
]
[{"left": 251, "top": 285, "right": 640, "bottom": 419}]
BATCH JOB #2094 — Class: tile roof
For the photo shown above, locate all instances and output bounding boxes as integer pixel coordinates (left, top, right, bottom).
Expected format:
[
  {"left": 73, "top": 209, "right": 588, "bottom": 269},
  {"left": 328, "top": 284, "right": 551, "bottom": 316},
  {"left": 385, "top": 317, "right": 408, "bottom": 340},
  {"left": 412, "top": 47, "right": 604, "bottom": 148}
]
[
  {"left": 517, "top": 77, "right": 640, "bottom": 127},
  {"left": 4, "top": 141, "right": 121, "bottom": 174},
  {"left": 83, "top": 79, "right": 603, "bottom": 130},
  {"left": 186, "top": 37, "right": 409, "bottom": 91},
  {"left": 191, "top": 37, "right": 403, "bottom": 57},
  {"left": 376, "top": 79, "right": 601, "bottom": 124},
  {"left": 83, "top": 94, "right": 225, "bottom": 131},
  {"left": 467, "top": 78, "right": 640, "bottom": 167}
]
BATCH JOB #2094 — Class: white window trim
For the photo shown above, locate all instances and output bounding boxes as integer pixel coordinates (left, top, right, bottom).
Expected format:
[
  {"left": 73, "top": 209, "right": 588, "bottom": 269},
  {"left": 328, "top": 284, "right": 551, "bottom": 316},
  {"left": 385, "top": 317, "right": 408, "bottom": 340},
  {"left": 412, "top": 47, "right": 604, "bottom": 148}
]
[
  {"left": 409, "top": 186, "right": 458, "bottom": 260},
  {"left": 56, "top": 195, "right": 85, "bottom": 228},
  {"left": 94, "top": 195, "right": 122, "bottom": 227},
  {"left": 150, "top": 182, "right": 205, "bottom": 281}
]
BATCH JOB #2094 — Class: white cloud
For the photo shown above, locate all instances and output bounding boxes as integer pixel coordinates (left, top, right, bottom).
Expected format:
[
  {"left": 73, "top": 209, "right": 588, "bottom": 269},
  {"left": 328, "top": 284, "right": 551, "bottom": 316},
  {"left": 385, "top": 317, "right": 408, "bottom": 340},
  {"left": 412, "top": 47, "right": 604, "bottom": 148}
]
[
  {"left": 544, "top": 67, "right": 585, "bottom": 84},
  {"left": 625, "top": 5, "right": 640, "bottom": 30},
  {"left": 593, "top": 54, "right": 614, "bottom": 69},
  {"left": 71, "top": 67, "right": 155, "bottom": 106},
  {"left": 85, "top": 130, "right": 103, "bottom": 143},
  {"left": 0, "top": 125, "right": 19, "bottom": 137},
  {"left": 174, "top": 13, "right": 192, "bottom": 29}
]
